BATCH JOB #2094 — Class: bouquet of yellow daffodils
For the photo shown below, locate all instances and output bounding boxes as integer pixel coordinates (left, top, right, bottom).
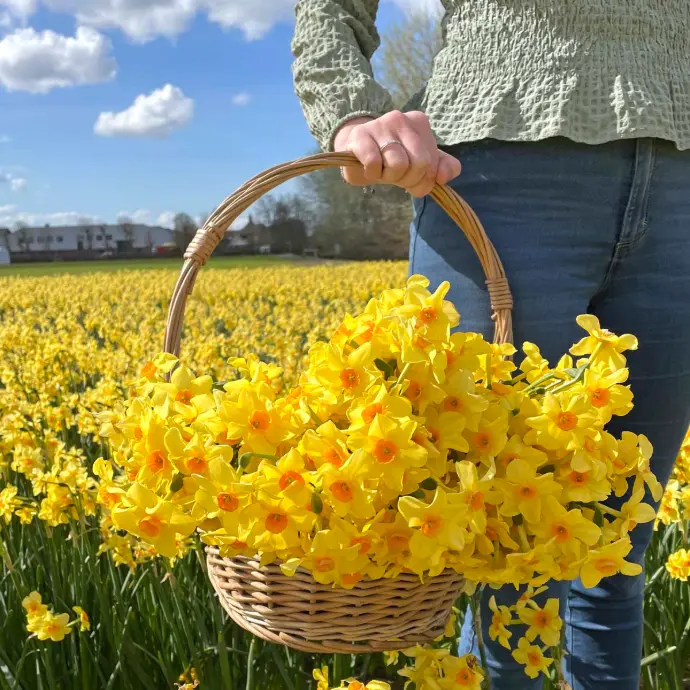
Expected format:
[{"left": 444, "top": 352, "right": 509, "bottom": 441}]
[{"left": 96, "top": 275, "right": 660, "bottom": 594}]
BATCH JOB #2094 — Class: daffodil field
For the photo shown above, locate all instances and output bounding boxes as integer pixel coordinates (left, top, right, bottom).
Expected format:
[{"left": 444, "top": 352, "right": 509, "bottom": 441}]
[{"left": 0, "top": 263, "right": 688, "bottom": 690}]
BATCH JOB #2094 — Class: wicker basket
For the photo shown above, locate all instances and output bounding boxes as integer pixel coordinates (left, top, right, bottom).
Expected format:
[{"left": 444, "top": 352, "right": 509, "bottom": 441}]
[
  {"left": 163, "top": 152, "right": 513, "bottom": 653},
  {"left": 206, "top": 548, "right": 465, "bottom": 653}
]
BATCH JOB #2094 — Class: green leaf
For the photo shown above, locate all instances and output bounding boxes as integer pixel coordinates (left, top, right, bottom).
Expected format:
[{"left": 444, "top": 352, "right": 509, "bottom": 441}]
[
  {"left": 374, "top": 358, "right": 396, "bottom": 378},
  {"left": 311, "top": 493, "right": 324, "bottom": 515}
]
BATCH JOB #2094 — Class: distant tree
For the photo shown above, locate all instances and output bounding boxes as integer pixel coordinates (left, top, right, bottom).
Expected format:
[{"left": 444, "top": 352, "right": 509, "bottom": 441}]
[
  {"left": 173, "top": 213, "right": 197, "bottom": 252},
  {"left": 255, "top": 196, "right": 290, "bottom": 227},
  {"left": 15, "top": 222, "right": 31, "bottom": 252},
  {"left": 101, "top": 225, "right": 112, "bottom": 250},
  {"left": 254, "top": 194, "right": 312, "bottom": 254},
  {"left": 299, "top": 163, "right": 411, "bottom": 260},
  {"left": 84, "top": 227, "right": 94, "bottom": 250},
  {"left": 374, "top": 9, "right": 443, "bottom": 109},
  {"left": 197, "top": 212, "right": 210, "bottom": 229},
  {"left": 0, "top": 228, "right": 10, "bottom": 250},
  {"left": 118, "top": 216, "right": 135, "bottom": 251},
  {"left": 77, "top": 217, "right": 95, "bottom": 251}
]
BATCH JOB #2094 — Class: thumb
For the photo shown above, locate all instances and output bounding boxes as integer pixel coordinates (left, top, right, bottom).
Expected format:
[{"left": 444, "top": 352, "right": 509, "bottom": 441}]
[{"left": 436, "top": 151, "right": 462, "bottom": 185}]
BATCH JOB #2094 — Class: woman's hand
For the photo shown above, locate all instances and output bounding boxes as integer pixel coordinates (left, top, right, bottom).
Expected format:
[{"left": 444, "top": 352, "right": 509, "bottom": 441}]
[{"left": 333, "top": 111, "right": 462, "bottom": 198}]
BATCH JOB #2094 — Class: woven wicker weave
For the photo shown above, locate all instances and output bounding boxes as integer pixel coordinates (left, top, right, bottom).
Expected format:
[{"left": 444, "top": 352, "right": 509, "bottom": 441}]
[
  {"left": 164, "top": 152, "right": 513, "bottom": 653},
  {"left": 206, "top": 548, "right": 466, "bottom": 653}
]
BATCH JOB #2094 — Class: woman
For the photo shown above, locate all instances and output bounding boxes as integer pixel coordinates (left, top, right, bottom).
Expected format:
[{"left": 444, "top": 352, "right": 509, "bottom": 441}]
[{"left": 290, "top": 2, "right": 690, "bottom": 688}]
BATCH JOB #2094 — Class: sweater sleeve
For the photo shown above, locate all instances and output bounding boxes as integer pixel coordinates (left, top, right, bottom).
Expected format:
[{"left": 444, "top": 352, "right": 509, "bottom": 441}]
[{"left": 291, "top": 0, "right": 395, "bottom": 151}]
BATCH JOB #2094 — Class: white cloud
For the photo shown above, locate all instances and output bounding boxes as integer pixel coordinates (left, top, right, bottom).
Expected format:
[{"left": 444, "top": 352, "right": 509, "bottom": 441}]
[
  {"left": 0, "top": 171, "right": 26, "bottom": 191},
  {"left": 44, "top": 0, "right": 197, "bottom": 43},
  {"left": 0, "top": 208, "right": 101, "bottom": 227},
  {"left": 0, "top": 0, "right": 37, "bottom": 16},
  {"left": 0, "top": 26, "right": 116, "bottom": 93},
  {"left": 117, "top": 209, "right": 151, "bottom": 224},
  {"left": 10, "top": 176, "right": 25, "bottom": 191},
  {"left": 6, "top": 0, "right": 295, "bottom": 42},
  {"left": 230, "top": 214, "right": 248, "bottom": 230},
  {"left": 156, "top": 211, "right": 176, "bottom": 229},
  {"left": 231, "top": 91, "right": 250, "bottom": 106},
  {"left": 203, "top": 0, "right": 295, "bottom": 40},
  {"left": 95, "top": 84, "right": 194, "bottom": 138},
  {"left": 386, "top": 0, "right": 443, "bottom": 13},
  {"left": 0, "top": 0, "right": 36, "bottom": 28}
]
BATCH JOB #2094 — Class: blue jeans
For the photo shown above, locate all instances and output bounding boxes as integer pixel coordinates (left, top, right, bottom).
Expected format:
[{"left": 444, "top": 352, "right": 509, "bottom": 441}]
[{"left": 409, "top": 137, "right": 690, "bottom": 689}]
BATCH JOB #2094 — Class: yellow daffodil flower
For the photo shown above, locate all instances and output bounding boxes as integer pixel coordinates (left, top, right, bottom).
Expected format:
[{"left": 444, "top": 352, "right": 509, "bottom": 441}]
[
  {"left": 570, "top": 314, "right": 638, "bottom": 371},
  {"left": 665, "top": 549, "right": 690, "bottom": 581},
  {"left": 511, "top": 636, "right": 553, "bottom": 678},
  {"left": 348, "top": 415, "right": 426, "bottom": 493},
  {"left": 244, "top": 491, "right": 315, "bottom": 553},
  {"left": 22, "top": 591, "right": 47, "bottom": 620},
  {"left": 518, "top": 597, "right": 562, "bottom": 646},
  {"left": 488, "top": 595, "right": 513, "bottom": 649},
  {"left": 320, "top": 450, "right": 376, "bottom": 520},
  {"left": 455, "top": 461, "right": 501, "bottom": 535},
  {"left": 526, "top": 393, "right": 600, "bottom": 452},
  {"left": 34, "top": 611, "right": 72, "bottom": 642},
  {"left": 532, "top": 495, "right": 601, "bottom": 557},
  {"left": 580, "top": 538, "right": 642, "bottom": 588},
  {"left": 255, "top": 449, "right": 313, "bottom": 508},
  {"left": 497, "top": 458, "right": 562, "bottom": 524},
  {"left": 313, "top": 666, "right": 330, "bottom": 690},
  {"left": 111, "top": 483, "right": 197, "bottom": 558},
  {"left": 72, "top": 606, "right": 91, "bottom": 632},
  {"left": 439, "top": 654, "right": 484, "bottom": 689},
  {"left": 399, "top": 487, "right": 468, "bottom": 561}
]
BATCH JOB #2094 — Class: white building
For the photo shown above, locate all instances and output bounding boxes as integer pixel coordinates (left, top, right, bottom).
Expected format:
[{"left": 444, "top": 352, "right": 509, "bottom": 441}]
[{"left": 5, "top": 224, "right": 176, "bottom": 254}]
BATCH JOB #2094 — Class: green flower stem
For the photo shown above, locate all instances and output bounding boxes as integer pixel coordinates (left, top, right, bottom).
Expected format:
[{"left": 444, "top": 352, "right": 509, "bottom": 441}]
[
  {"left": 523, "top": 373, "right": 560, "bottom": 394},
  {"left": 546, "top": 367, "right": 588, "bottom": 396},
  {"left": 517, "top": 524, "right": 531, "bottom": 552},
  {"left": 333, "top": 654, "right": 344, "bottom": 686},
  {"left": 245, "top": 636, "right": 257, "bottom": 690},
  {"left": 594, "top": 502, "right": 624, "bottom": 519},
  {"left": 306, "top": 403, "right": 323, "bottom": 427},
  {"left": 392, "top": 363, "right": 411, "bottom": 391},
  {"left": 238, "top": 453, "right": 279, "bottom": 476},
  {"left": 503, "top": 373, "right": 527, "bottom": 386}
]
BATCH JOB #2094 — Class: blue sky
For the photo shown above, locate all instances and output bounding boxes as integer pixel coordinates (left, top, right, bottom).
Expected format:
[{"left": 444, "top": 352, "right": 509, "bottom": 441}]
[{"left": 0, "top": 0, "right": 435, "bottom": 230}]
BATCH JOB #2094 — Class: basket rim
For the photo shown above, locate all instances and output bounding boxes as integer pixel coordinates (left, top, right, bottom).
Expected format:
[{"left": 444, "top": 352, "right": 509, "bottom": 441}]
[{"left": 204, "top": 546, "right": 465, "bottom": 587}]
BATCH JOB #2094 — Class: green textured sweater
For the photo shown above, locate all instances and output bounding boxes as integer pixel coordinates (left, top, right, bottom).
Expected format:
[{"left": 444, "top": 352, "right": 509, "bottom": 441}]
[{"left": 291, "top": 1, "right": 690, "bottom": 152}]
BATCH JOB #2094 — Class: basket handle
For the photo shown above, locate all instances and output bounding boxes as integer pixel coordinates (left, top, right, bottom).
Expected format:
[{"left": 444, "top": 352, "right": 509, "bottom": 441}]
[{"left": 164, "top": 151, "right": 513, "bottom": 357}]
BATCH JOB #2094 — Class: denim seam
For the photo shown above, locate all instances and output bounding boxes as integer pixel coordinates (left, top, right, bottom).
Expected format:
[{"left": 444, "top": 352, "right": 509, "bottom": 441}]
[
  {"left": 620, "top": 138, "right": 656, "bottom": 249},
  {"left": 630, "top": 140, "right": 656, "bottom": 246},
  {"left": 589, "top": 243, "right": 622, "bottom": 304},
  {"left": 589, "top": 139, "right": 655, "bottom": 303}
]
